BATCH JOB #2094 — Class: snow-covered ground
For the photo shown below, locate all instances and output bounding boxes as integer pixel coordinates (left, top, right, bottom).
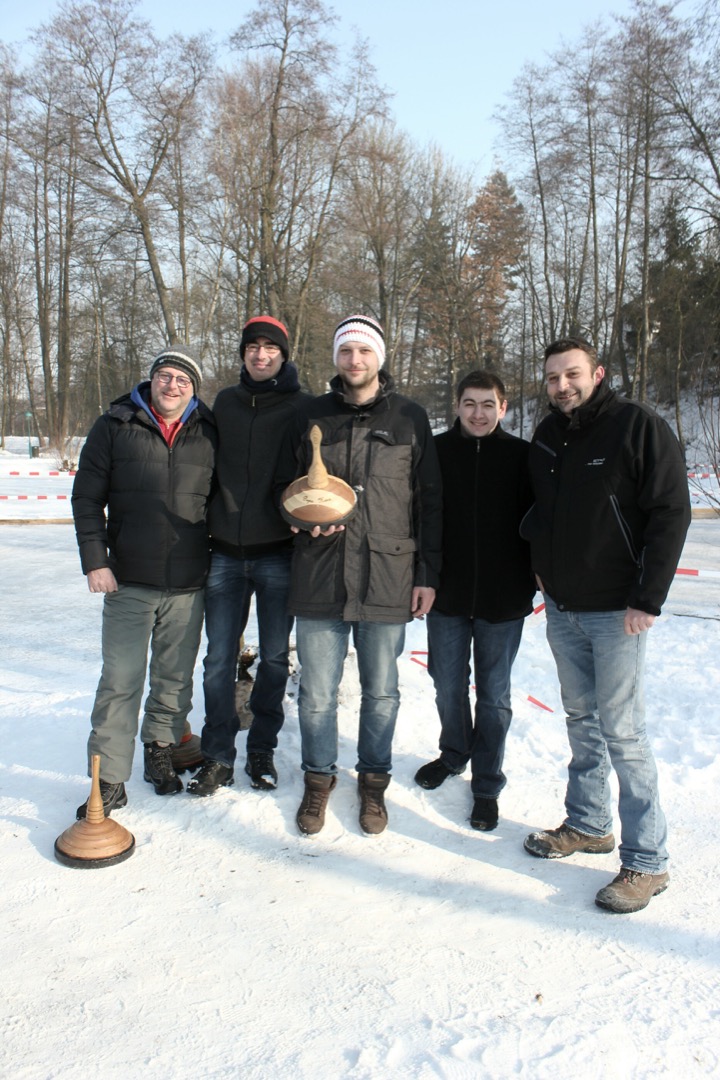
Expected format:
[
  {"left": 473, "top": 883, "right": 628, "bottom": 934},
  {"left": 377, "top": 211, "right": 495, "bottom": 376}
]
[{"left": 1, "top": 447, "right": 719, "bottom": 1079}]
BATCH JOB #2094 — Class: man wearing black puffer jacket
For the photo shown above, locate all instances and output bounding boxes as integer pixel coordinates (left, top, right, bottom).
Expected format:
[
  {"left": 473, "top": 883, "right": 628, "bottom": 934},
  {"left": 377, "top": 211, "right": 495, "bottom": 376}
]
[
  {"left": 188, "top": 317, "right": 313, "bottom": 799},
  {"left": 414, "top": 371, "right": 536, "bottom": 833},
  {"left": 72, "top": 345, "right": 216, "bottom": 818},
  {"left": 521, "top": 337, "right": 691, "bottom": 914}
]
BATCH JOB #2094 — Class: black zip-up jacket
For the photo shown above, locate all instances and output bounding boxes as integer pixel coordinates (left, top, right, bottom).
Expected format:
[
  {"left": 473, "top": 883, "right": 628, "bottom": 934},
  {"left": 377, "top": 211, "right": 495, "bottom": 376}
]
[
  {"left": 288, "top": 372, "right": 443, "bottom": 623},
  {"left": 434, "top": 420, "right": 535, "bottom": 622},
  {"left": 208, "top": 367, "right": 314, "bottom": 558},
  {"left": 72, "top": 383, "right": 217, "bottom": 590},
  {"left": 521, "top": 380, "right": 691, "bottom": 615}
]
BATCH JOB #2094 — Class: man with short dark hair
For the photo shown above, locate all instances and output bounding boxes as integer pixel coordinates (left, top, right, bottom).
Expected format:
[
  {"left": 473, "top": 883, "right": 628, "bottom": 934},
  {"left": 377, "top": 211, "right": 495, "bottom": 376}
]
[
  {"left": 288, "top": 315, "right": 443, "bottom": 836},
  {"left": 415, "top": 370, "right": 535, "bottom": 831},
  {"left": 188, "top": 316, "right": 313, "bottom": 798},
  {"left": 521, "top": 337, "right": 691, "bottom": 913},
  {"left": 72, "top": 345, "right": 216, "bottom": 817}
]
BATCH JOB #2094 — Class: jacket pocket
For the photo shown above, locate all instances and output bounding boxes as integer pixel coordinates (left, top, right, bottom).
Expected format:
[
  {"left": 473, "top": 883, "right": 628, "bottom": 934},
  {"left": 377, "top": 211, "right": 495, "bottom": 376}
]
[
  {"left": 519, "top": 503, "right": 536, "bottom": 541},
  {"left": 289, "top": 530, "right": 344, "bottom": 607},
  {"left": 369, "top": 431, "right": 412, "bottom": 480},
  {"left": 364, "top": 534, "right": 416, "bottom": 609},
  {"left": 609, "top": 494, "right": 641, "bottom": 565}
]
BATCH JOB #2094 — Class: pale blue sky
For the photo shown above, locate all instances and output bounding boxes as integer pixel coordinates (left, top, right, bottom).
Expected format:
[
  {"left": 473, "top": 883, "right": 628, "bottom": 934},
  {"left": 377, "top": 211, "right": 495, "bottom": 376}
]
[{"left": 3, "top": 0, "right": 691, "bottom": 175}]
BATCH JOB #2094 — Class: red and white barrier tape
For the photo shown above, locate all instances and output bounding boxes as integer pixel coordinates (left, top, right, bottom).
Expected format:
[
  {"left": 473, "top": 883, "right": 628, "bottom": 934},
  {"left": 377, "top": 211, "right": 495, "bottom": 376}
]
[{"left": 408, "top": 650, "right": 554, "bottom": 712}]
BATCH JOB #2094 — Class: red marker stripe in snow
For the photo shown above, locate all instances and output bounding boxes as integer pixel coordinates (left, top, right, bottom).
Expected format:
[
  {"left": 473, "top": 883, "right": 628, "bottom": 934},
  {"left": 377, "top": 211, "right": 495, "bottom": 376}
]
[
  {"left": 675, "top": 567, "right": 720, "bottom": 579},
  {"left": 410, "top": 656, "right": 428, "bottom": 669},
  {"left": 0, "top": 494, "right": 69, "bottom": 500},
  {"left": 527, "top": 695, "right": 554, "bottom": 713}
]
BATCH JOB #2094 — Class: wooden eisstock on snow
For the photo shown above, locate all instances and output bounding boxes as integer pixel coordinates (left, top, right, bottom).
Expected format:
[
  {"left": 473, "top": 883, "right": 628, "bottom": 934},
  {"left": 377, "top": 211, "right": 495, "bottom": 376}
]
[
  {"left": 281, "top": 424, "right": 357, "bottom": 530},
  {"left": 54, "top": 755, "right": 135, "bottom": 868}
]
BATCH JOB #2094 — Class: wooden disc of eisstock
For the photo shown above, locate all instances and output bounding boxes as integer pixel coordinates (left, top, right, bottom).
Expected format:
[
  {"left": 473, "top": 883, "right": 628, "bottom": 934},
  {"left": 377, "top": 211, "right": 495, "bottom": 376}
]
[
  {"left": 281, "top": 424, "right": 357, "bottom": 531},
  {"left": 54, "top": 755, "right": 135, "bottom": 868}
]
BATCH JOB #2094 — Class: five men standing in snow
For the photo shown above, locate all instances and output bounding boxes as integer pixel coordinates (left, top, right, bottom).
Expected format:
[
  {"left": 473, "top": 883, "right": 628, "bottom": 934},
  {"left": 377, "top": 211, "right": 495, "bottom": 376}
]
[{"left": 71, "top": 323, "right": 691, "bottom": 915}]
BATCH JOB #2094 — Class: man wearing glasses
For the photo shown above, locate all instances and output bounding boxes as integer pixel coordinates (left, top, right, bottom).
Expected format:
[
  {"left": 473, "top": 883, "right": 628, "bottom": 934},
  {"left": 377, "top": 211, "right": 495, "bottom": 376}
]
[
  {"left": 188, "top": 317, "right": 312, "bottom": 798},
  {"left": 72, "top": 345, "right": 216, "bottom": 818}
]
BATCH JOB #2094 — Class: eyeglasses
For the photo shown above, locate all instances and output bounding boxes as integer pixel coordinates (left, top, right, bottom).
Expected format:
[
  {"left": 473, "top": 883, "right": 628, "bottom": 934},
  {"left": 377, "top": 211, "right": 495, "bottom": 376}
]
[
  {"left": 154, "top": 371, "right": 192, "bottom": 389},
  {"left": 245, "top": 343, "right": 281, "bottom": 356}
]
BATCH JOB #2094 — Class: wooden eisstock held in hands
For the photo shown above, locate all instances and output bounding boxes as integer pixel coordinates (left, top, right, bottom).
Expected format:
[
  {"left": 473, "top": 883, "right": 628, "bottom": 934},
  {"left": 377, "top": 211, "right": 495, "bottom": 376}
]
[
  {"left": 55, "top": 755, "right": 135, "bottom": 868},
  {"left": 281, "top": 425, "right": 357, "bottom": 530}
]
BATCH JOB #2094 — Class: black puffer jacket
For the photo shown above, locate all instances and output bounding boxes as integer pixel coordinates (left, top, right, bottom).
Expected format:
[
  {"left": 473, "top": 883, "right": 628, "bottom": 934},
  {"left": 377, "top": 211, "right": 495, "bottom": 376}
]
[
  {"left": 288, "top": 372, "right": 443, "bottom": 623},
  {"left": 434, "top": 420, "right": 535, "bottom": 621},
  {"left": 72, "top": 384, "right": 217, "bottom": 590},
  {"left": 208, "top": 367, "right": 314, "bottom": 558},
  {"left": 521, "top": 381, "right": 691, "bottom": 615}
]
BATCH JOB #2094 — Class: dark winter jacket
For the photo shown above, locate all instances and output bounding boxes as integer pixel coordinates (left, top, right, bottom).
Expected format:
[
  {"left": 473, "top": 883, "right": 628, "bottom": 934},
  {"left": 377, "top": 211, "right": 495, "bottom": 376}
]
[
  {"left": 288, "top": 371, "right": 443, "bottom": 623},
  {"left": 72, "top": 383, "right": 217, "bottom": 590},
  {"left": 520, "top": 380, "right": 691, "bottom": 615},
  {"left": 434, "top": 420, "right": 536, "bottom": 622},
  {"left": 208, "top": 363, "right": 314, "bottom": 558}
]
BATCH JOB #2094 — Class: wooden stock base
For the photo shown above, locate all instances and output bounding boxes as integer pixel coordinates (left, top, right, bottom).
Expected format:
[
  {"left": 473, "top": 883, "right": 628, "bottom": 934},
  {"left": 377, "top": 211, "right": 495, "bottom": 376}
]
[{"left": 54, "top": 754, "right": 136, "bottom": 868}]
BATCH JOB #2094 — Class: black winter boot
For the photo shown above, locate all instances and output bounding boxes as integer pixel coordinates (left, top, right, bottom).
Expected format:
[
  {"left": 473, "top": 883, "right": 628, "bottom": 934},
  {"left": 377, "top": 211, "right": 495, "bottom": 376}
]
[
  {"left": 470, "top": 796, "right": 499, "bottom": 831},
  {"left": 143, "top": 742, "right": 183, "bottom": 796},
  {"left": 76, "top": 780, "right": 127, "bottom": 820},
  {"left": 245, "top": 751, "right": 278, "bottom": 790},
  {"left": 186, "top": 759, "right": 235, "bottom": 797},
  {"left": 358, "top": 772, "right": 391, "bottom": 835}
]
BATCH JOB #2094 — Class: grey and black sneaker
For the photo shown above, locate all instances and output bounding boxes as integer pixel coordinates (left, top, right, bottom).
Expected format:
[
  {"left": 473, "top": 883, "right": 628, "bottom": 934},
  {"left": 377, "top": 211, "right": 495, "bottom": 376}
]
[
  {"left": 143, "top": 742, "right": 183, "bottom": 796},
  {"left": 524, "top": 822, "right": 615, "bottom": 859},
  {"left": 245, "top": 751, "right": 278, "bottom": 790},
  {"left": 76, "top": 780, "right": 127, "bottom": 820},
  {"left": 186, "top": 759, "right": 235, "bottom": 797}
]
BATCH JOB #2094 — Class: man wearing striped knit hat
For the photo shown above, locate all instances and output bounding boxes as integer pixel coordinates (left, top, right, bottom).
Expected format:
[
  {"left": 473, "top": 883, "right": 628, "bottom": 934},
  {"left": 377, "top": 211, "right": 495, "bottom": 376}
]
[{"left": 287, "top": 315, "right": 442, "bottom": 837}]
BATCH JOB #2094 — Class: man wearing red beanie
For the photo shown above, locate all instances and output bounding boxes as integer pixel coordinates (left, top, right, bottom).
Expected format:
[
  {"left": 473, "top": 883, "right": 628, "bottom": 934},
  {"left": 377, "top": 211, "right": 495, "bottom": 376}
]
[{"left": 189, "top": 317, "right": 313, "bottom": 797}]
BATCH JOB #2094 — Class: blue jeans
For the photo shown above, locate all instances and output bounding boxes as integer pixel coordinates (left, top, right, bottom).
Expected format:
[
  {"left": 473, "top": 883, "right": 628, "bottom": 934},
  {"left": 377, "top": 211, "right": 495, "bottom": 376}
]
[
  {"left": 296, "top": 617, "right": 406, "bottom": 774},
  {"left": 202, "top": 551, "right": 294, "bottom": 766},
  {"left": 544, "top": 595, "right": 668, "bottom": 875},
  {"left": 427, "top": 610, "right": 524, "bottom": 798}
]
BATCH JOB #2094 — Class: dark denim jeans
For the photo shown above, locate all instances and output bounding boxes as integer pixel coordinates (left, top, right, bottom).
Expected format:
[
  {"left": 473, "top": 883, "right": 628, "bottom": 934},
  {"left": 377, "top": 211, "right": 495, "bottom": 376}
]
[
  {"left": 427, "top": 609, "right": 524, "bottom": 798},
  {"left": 295, "top": 617, "right": 406, "bottom": 774},
  {"left": 201, "top": 550, "right": 293, "bottom": 766},
  {"left": 544, "top": 595, "right": 668, "bottom": 875}
]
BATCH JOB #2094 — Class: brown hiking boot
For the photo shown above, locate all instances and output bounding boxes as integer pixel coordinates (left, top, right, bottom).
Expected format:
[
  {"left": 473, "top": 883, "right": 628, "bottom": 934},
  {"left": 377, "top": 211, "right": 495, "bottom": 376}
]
[
  {"left": 358, "top": 772, "right": 390, "bottom": 835},
  {"left": 524, "top": 822, "right": 615, "bottom": 859},
  {"left": 296, "top": 772, "right": 337, "bottom": 835},
  {"left": 595, "top": 868, "right": 670, "bottom": 913}
]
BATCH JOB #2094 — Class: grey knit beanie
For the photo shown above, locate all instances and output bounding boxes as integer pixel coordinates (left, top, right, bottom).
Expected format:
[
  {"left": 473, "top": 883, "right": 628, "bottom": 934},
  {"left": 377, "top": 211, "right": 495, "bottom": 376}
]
[{"left": 149, "top": 344, "right": 203, "bottom": 394}]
